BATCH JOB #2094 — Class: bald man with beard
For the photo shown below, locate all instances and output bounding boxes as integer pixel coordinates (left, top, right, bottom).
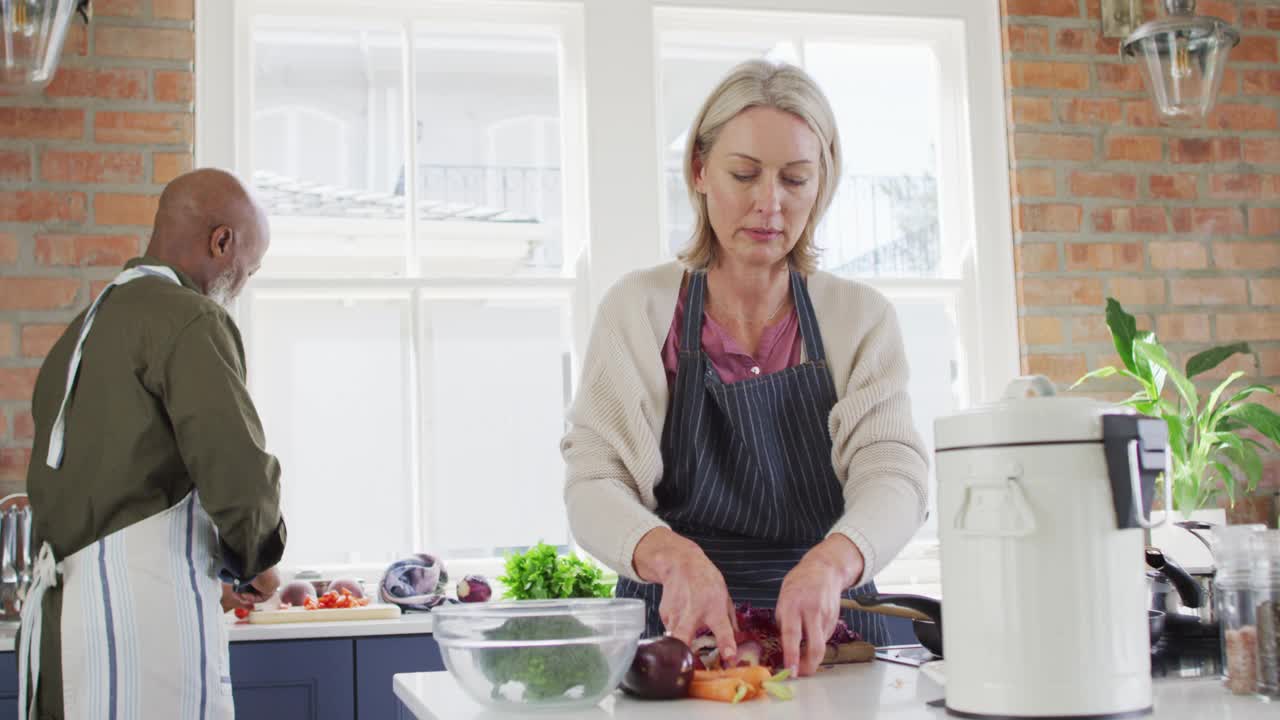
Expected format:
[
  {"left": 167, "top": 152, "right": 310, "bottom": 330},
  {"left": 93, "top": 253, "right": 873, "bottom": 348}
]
[{"left": 20, "top": 169, "right": 287, "bottom": 720}]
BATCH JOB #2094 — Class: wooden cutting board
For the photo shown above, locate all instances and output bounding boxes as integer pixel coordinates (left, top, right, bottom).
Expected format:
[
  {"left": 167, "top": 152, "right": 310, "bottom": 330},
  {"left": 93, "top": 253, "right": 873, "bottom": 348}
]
[{"left": 246, "top": 604, "right": 402, "bottom": 624}]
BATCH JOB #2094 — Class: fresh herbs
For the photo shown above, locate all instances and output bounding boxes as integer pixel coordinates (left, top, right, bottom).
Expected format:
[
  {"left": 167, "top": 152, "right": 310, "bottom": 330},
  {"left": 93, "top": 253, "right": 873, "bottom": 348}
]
[
  {"left": 478, "top": 615, "right": 611, "bottom": 702},
  {"left": 497, "top": 542, "right": 613, "bottom": 600}
]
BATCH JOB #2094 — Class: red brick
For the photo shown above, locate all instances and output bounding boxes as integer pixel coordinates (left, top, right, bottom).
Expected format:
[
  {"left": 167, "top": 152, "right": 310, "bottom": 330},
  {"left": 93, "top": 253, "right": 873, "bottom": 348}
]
[
  {"left": 1148, "top": 174, "right": 1198, "bottom": 200},
  {"left": 1092, "top": 206, "right": 1167, "bottom": 233},
  {"left": 1171, "top": 137, "right": 1242, "bottom": 164},
  {"left": 1214, "top": 241, "right": 1280, "bottom": 270},
  {"left": 1217, "top": 313, "right": 1280, "bottom": 342},
  {"left": 44, "top": 67, "right": 147, "bottom": 100},
  {"left": 1059, "top": 98, "right": 1122, "bottom": 125},
  {"left": 1070, "top": 315, "right": 1113, "bottom": 344},
  {"left": 93, "top": 0, "right": 143, "bottom": 16},
  {"left": 0, "top": 108, "right": 83, "bottom": 140},
  {"left": 154, "top": 0, "right": 195, "bottom": 20},
  {"left": 1242, "top": 70, "right": 1280, "bottom": 96},
  {"left": 0, "top": 234, "right": 15, "bottom": 265},
  {"left": 1110, "top": 277, "right": 1166, "bottom": 306},
  {"left": 1208, "top": 173, "right": 1276, "bottom": 200},
  {"left": 1025, "top": 353, "right": 1088, "bottom": 384},
  {"left": 0, "top": 278, "right": 80, "bottom": 311},
  {"left": 1251, "top": 208, "right": 1280, "bottom": 236},
  {"left": 94, "top": 27, "right": 193, "bottom": 61},
  {"left": 0, "top": 192, "right": 87, "bottom": 223},
  {"left": 0, "top": 368, "right": 38, "bottom": 401},
  {"left": 1006, "top": 24, "right": 1050, "bottom": 53},
  {"left": 154, "top": 71, "right": 193, "bottom": 104},
  {"left": 13, "top": 410, "right": 34, "bottom": 442},
  {"left": 1243, "top": 5, "right": 1280, "bottom": 30},
  {"left": 1207, "top": 104, "right": 1279, "bottom": 131},
  {"left": 0, "top": 409, "right": 6, "bottom": 439},
  {"left": 94, "top": 194, "right": 160, "bottom": 227},
  {"left": 1198, "top": 1, "right": 1238, "bottom": 23},
  {"left": 1105, "top": 136, "right": 1162, "bottom": 162},
  {"left": 1054, "top": 27, "right": 1090, "bottom": 53},
  {"left": 1097, "top": 64, "right": 1143, "bottom": 92},
  {"left": 1170, "top": 278, "right": 1248, "bottom": 306},
  {"left": 0, "top": 322, "right": 12, "bottom": 358},
  {"left": 1016, "top": 242, "right": 1060, "bottom": 273},
  {"left": 1015, "top": 168, "right": 1056, "bottom": 197},
  {"left": 1124, "top": 101, "right": 1159, "bottom": 128},
  {"left": 153, "top": 153, "right": 192, "bottom": 185},
  {"left": 1264, "top": 350, "right": 1280, "bottom": 376},
  {"left": 0, "top": 151, "right": 31, "bottom": 183},
  {"left": 1020, "top": 277, "right": 1104, "bottom": 306},
  {"left": 20, "top": 324, "right": 66, "bottom": 358},
  {"left": 1244, "top": 138, "right": 1280, "bottom": 164},
  {"left": 1236, "top": 35, "right": 1279, "bottom": 63},
  {"left": 64, "top": 23, "right": 88, "bottom": 57},
  {"left": 1069, "top": 171, "right": 1137, "bottom": 199},
  {"left": 1014, "top": 133, "right": 1094, "bottom": 162},
  {"left": 1020, "top": 316, "right": 1064, "bottom": 345},
  {"left": 1009, "top": 61, "right": 1090, "bottom": 90},
  {"left": 1252, "top": 279, "right": 1280, "bottom": 306},
  {"left": 0, "top": 449, "right": 31, "bottom": 483},
  {"left": 1171, "top": 208, "right": 1246, "bottom": 236},
  {"left": 94, "top": 112, "right": 192, "bottom": 145},
  {"left": 35, "top": 234, "right": 140, "bottom": 267},
  {"left": 1012, "top": 97, "right": 1054, "bottom": 124},
  {"left": 41, "top": 151, "right": 144, "bottom": 185},
  {"left": 1219, "top": 68, "right": 1240, "bottom": 98},
  {"left": 1150, "top": 242, "right": 1208, "bottom": 270},
  {"left": 1018, "top": 203, "right": 1083, "bottom": 232},
  {"left": 1066, "top": 242, "right": 1143, "bottom": 271},
  {"left": 1156, "top": 314, "right": 1211, "bottom": 343},
  {"left": 1006, "top": 0, "right": 1079, "bottom": 17}
]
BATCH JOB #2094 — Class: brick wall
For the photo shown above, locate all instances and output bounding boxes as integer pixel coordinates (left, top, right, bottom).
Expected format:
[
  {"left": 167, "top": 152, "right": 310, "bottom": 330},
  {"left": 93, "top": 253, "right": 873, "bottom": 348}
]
[
  {"left": 1004, "top": 0, "right": 1280, "bottom": 505},
  {"left": 0, "top": 0, "right": 194, "bottom": 496}
]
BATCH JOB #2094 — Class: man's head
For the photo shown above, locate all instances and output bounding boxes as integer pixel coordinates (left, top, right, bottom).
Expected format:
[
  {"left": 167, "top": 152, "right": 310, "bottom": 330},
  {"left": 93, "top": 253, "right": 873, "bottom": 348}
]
[{"left": 144, "top": 169, "right": 269, "bottom": 306}]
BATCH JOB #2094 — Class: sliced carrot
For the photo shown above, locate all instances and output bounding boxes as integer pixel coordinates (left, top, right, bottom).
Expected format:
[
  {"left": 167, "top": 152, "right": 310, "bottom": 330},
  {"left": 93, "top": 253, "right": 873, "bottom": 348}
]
[
  {"left": 689, "top": 678, "right": 758, "bottom": 703},
  {"left": 693, "top": 666, "right": 773, "bottom": 687}
]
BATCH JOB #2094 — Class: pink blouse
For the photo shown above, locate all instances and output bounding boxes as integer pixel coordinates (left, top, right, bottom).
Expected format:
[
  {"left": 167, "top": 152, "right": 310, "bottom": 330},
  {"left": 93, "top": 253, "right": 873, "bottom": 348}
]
[{"left": 661, "top": 281, "right": 802, "bottom": 387}]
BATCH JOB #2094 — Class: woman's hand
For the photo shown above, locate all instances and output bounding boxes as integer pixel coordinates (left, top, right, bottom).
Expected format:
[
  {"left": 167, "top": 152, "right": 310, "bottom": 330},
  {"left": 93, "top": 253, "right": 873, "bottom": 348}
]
[
  {"left": 775, "top": 534, "right": 864, "bottom": 676},
  {"left": 634, "top": 527, "right": 738, "bottom": 666}
]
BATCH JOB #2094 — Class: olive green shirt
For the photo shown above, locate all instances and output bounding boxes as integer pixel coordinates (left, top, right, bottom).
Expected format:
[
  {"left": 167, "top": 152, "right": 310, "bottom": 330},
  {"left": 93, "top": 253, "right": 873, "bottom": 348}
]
[{"left": 25, "top": 256, "right": 286, "bottom": 718}]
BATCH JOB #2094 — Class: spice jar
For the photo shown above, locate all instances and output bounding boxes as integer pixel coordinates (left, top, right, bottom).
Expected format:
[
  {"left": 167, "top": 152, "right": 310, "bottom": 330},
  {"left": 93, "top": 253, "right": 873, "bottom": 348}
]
[
  {"left": 1253, "top": 530, "right": 1280, "bottom": 700},
  {"left": 1216, "top": 525, "right": 1265, "bottom": 694}
]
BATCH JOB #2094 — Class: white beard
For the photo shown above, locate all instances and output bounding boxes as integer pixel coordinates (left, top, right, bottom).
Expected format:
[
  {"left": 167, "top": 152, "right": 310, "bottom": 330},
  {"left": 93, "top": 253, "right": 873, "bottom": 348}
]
[{"left": 207, "top": 269, "right": 237, "bottom": 308}]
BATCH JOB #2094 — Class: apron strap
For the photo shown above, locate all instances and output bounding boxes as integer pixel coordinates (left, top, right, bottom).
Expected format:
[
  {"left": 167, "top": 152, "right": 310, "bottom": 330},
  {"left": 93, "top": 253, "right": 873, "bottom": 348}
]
[
  {"left": 18, "top": 543, "right": 61, "bottom": 720},
  {"left": 46, "top": 265, "right": 181, "bottom": 469},
  {"left": 682, "top": 271, "right": 708, "bottom": 353},
  {"left": 790, "top": 271, "right": 827, "bottom": 365}
]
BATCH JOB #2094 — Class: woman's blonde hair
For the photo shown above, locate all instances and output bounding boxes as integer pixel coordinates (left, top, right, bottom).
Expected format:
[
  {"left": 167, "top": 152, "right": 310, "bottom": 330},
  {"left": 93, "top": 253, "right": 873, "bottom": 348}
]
[{"left": 677, "top": 59, "right": 841, "bottom": 274}]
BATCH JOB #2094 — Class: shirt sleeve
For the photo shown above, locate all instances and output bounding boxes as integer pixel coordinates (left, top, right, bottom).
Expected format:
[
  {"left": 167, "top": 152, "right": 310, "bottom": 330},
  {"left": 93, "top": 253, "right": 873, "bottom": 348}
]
[{"left": 159, "top": 311, "right": 286, "bottom": 583}]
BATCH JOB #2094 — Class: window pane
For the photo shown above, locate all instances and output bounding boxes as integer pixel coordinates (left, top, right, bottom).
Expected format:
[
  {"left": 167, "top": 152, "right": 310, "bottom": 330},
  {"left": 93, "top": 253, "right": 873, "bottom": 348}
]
[
  {"left": 248, "top": 294, "right": 414, "bottom": 568},
  {"left": 251, "top": 24, "right": 407, "bottom": 268},
  {"left": 414, "top": 29, "right": 565, "bottom": 274},
  {"left": 421, "top": 298, "right": 569, "bottom": 556},
  {"left": 658, "top": 32, "right": 944, "bottom": 278}
]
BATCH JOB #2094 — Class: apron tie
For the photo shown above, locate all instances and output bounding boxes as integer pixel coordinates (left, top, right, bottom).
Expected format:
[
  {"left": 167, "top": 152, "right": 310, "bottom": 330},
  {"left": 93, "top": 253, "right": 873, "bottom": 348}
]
[{"left": 18, "top": 542, "right": 61, "bottom": 720}]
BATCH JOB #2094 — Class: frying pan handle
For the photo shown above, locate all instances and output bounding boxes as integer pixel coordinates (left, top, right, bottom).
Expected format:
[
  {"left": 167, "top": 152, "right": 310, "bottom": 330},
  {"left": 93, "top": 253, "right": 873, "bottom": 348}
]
[{"left": 858, "top": 593, "right": 943, "bottom": 625}]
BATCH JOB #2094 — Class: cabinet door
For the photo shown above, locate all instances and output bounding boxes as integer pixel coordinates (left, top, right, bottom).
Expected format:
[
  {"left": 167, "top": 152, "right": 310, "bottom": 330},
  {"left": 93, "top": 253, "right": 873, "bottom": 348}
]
[
  {"left": 230, "top": 639, "right": 354, "bottom": 720},
  {"left": 0, "top": 652, "right": 15, "bottom": 720},
  {"left": 354, "top": 635, "right": 443, "bottom": 719}
]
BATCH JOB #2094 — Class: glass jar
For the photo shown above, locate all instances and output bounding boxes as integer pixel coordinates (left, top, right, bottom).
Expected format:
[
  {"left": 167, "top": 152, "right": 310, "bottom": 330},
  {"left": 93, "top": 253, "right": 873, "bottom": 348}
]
[
  {"left": 1215, "top": 525, "right": 1265, "bottom": 694},
  {"left": 1252, "top": 530, "right": 1280, "bottom": 700}
]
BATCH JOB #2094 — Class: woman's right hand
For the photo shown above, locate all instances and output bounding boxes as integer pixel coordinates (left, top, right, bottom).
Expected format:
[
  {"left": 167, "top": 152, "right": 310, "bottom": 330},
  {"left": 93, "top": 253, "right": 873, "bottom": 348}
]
[{"left": 634, "top": 527, "right": 738, "bottom": 665}]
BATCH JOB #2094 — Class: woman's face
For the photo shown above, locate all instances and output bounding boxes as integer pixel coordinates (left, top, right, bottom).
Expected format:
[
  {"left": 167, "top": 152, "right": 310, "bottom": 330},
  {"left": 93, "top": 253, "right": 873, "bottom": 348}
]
[{"left": 694, "top": 105, "right": 822, "bottom": 269}]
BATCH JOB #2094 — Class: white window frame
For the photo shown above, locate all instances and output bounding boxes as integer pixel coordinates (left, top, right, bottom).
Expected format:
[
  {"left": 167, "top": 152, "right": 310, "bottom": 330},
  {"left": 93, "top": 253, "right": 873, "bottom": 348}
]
[{"left": 197, "top": 0, "right": 1017, "bottom": 593}]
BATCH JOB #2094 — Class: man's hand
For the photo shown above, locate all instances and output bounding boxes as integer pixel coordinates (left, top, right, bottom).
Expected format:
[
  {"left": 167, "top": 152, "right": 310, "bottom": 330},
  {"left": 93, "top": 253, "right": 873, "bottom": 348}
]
[{"left": 233, "top": 566, "right": 281, "bottom": 606}]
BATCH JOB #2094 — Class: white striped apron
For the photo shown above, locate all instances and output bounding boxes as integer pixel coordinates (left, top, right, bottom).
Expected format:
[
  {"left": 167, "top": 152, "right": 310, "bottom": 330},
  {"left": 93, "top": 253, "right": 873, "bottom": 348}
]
[{"left": 19, "top": 266, "right": 235, "bottom": 720}]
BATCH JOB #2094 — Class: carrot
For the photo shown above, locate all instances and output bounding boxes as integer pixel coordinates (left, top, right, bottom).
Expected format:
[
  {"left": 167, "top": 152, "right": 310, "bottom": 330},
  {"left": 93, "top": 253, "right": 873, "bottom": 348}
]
[
  {"left": 688, "top": 678, "right": 757, "bottom": 703},
  {"left": 693, "top": 666, "right": 773, "bottom": 687}
]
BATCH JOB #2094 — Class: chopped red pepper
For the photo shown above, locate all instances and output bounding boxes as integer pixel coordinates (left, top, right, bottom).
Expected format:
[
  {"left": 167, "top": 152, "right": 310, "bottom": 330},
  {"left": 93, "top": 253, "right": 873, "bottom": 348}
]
[{"left": 234, "top": 607, "right": 250, "bottom": 620}]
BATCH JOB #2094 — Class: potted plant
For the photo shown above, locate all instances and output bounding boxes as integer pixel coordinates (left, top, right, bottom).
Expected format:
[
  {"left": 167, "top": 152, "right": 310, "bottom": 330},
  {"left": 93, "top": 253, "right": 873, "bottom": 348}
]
[{"left": 1073, "top": 299, "right": 1280, "bottom": 541}]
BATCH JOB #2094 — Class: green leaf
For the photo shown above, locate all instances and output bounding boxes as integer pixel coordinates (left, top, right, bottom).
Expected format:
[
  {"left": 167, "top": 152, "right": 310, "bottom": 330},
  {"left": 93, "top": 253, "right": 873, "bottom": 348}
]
[
  {"left": 1105, "top": 298, "right": 1140, "bottom": 377},
  {"left": 1071, "top": 366, "right": 1118, "bottom": 390},
  {"left": 1211, "top": 461, "right": 1237, "bottom": 505},
  {"left": 1224, "top": 384, "right": 1275, "bottom": 409},
  {"left": 1228, "top": 403, "right": 1280, "bottom": 448},
  {"left": 1185, "top": 342, "right": 1253, "bottom": 379},
  {"left": 1204, "top": 371, "right": 1245, "bottom": 426},
  {"left": 1165, "top": 414, "right": 1188, "bottom": 464},
  {"left": 1134, "top": 332, "right": 1166, "bottom": 394},
  {"left": 1225, "top": 443, "right": 1263, "bottom": 495},
  {"left": 1134, "top": 340, "right": 1197, "bottom": 415}
]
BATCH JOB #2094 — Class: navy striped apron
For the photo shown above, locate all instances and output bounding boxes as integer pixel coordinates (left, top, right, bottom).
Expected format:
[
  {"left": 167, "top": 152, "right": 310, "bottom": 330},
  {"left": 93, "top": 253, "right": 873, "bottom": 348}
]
[{"left": 615, "top": 270, "right": 891, "bottom": 646}]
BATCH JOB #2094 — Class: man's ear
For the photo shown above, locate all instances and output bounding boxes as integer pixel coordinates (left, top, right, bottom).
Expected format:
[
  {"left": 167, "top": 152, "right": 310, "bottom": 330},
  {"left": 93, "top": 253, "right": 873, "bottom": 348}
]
[{"left": 210, "top": 225, "right": 233, "bottom": 258}]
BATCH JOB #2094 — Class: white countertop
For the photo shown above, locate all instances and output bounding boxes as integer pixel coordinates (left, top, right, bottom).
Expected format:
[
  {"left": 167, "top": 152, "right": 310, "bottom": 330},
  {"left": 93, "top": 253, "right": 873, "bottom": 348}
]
[{"left": 392, "top": 662, "right": 1275, "bottom": 720}]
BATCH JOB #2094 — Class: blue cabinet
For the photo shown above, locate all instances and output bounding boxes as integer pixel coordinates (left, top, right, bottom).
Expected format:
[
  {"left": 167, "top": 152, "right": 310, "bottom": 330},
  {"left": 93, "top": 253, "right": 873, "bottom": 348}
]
[
  {"left": 355, "top": 635, "right": 443, "bottom": 719},
  {"left": 229, "top": 639, "right": 355, "bottom": 720},
  {"left": 0, "top": 651, "right": 15, "bottom": 720}
]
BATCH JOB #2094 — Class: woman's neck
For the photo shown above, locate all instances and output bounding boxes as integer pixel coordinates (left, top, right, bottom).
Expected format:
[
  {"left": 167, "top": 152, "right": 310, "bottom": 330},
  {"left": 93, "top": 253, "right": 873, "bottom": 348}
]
[{"left": 704, "top": 257, "right": 792, "bottom": 354}]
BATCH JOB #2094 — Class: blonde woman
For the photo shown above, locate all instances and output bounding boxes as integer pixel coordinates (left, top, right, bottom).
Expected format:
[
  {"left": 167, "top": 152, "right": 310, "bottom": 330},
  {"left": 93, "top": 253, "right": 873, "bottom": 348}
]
[{"left": 562, "top": 60, "right": 927, "bottom": 677}]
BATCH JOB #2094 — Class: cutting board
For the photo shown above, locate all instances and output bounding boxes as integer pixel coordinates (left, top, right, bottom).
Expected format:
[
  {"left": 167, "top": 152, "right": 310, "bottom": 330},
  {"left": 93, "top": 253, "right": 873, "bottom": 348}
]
[{"left": 246, "top": 604, "right": 402, "bottom": 624}]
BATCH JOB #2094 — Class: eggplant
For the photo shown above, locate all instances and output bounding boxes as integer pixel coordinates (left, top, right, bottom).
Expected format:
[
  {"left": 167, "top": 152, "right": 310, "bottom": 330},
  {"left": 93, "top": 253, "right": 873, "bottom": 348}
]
[{"left": 621, "top": 636, "right": 696, "bottom": 700}]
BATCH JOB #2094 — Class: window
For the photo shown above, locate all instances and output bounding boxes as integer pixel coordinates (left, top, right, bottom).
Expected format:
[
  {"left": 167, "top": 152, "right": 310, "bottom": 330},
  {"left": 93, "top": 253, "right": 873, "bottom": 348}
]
[{"left": 198, "top": 0, "right": 1015, "bottom": 589}]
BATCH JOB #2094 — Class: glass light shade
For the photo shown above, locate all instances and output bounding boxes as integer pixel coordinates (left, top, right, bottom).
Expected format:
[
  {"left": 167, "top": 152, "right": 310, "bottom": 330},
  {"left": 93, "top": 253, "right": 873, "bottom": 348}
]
[
  {"left": 1, "top": 0, "right": 79, "bottom": 94},
  {"left": 1122, "top": 13, "right": 1239, "bottom": 125}
]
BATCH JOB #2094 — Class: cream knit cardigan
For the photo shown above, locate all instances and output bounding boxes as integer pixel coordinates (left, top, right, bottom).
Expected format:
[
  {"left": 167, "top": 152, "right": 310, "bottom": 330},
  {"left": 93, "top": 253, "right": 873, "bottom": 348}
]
[{"left": 561, "top": 261, "right": 929, "bottom": 585}]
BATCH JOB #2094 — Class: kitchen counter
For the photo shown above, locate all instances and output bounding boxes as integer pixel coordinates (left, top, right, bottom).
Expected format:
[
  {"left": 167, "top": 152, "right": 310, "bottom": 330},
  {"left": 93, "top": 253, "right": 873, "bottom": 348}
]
[
  {"left": 0, "top": 612, "right": 435, "bottom": 651},
  {"left": 392, "top": 661, "right": 1275, "bottom": 720}
]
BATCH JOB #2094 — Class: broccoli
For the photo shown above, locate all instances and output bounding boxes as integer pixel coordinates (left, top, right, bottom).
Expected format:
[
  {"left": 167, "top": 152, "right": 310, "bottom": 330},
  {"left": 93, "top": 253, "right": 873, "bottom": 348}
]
[{"left": 478, "top": 615, "right": 611, "bottom": 702}]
